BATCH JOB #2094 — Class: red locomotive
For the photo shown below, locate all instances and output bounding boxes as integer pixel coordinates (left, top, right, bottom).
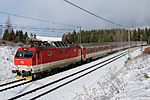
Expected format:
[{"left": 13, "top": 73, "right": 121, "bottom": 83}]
[{"left": 12, "top": 41, "right": 147, "bottom": 80}]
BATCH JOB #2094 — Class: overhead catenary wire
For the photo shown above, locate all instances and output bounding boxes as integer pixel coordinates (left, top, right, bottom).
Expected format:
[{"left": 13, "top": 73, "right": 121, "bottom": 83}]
[
  {"left": 0, "top": 11, "right": 79, "bottom": 28},
  {"left": 0, "top": 23, "right": 70, "bottom": 37},
  {"left": 63, "top": 0, "right": 128, "bottom": 28},
  {"left": 0, "top": 22, "right": 76, "bottom": 33}
]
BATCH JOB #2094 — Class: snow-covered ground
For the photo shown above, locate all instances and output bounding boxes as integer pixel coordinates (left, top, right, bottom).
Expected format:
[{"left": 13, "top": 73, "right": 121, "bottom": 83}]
[
  {"left": 36, "top": 36, "right": 62, "bottom": 42},
  {"left": 0, "top": 45, "right": 19, "bottom": 84},
  {"left": 0, "top": 36, "right": 150, "bottom": 100}
]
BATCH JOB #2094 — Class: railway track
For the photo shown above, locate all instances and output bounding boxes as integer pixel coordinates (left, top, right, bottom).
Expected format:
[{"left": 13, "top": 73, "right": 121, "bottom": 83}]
[
  {"left": 0, "top": 79, "right": 33, "bottom": 92},
  {"left": 0, "top": 79, "right": 25, "bottom": 87},
  {"left": 7, "top": 48, "right": 133, "bottom": 100}
]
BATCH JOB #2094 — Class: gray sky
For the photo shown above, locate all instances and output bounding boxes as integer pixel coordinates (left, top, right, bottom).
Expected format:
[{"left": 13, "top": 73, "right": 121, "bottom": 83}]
[{"left": 0, "top": 0, "right": 150, "bottom": 37}]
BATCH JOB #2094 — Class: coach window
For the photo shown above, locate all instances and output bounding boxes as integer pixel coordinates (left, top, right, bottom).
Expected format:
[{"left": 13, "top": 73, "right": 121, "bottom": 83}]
[
  {"left": 60, "top": 50, "right": 63, "bottom": 54},
  {"left": 86, "top": 49, "right": 88, "bottom": 54},
  {"left": 65, "top": 50, "right": 68, "bottom": 53},
  {"left": 91, "top": 48, "right": 93, "bottom": 53},
  {"left": 84, "top": 49, "right": 85, "bottom": 54},
  {"left": 101, "top": 47, "right": 103, "bottom": 51},
  {"left": 89, "top": 49, "right": 90, "bottom": 53},
  {"left": 74, "top": 49, "right": 76, "bottom": 52},
  {"left": 48, "top": 51, "right": 52, "bottom": 56}
]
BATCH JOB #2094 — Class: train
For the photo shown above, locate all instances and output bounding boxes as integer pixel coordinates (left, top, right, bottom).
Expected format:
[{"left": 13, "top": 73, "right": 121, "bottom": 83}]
[{"left": 12, "top": 41, "right": 147, "bottom": 80}]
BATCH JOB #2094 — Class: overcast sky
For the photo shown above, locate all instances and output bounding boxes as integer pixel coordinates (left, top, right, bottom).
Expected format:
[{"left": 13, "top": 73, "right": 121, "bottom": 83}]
[{"left": 0, "top": 0, "right": 150, "bottom": 37}]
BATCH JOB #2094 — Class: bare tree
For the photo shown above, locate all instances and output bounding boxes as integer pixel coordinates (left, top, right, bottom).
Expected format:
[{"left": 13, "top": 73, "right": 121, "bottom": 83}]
[{"left": 5, "top": 15, "right": 12, "bottom": 33}]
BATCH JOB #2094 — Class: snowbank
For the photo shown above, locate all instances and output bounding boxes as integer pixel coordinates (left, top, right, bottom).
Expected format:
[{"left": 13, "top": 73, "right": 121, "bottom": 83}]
[
  {"left": 73, "top": 53, "right": 150, "bottom": 100},
  {"left": 0, "top": 45, "right": 19, "bottom": 84}
]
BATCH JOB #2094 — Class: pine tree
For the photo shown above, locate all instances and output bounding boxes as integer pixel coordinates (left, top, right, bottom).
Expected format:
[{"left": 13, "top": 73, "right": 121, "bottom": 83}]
[
  {"left": 18, "top": 30, "right": 23, "bottom": 42},
  {"left": 34, "top": 34, "right": 36, "bottom": 39},
  {"left": 10, "top": 29, "right": 15, "bottom": 41},
  {"left": 30, "top": 33, "right": 33, "bottom": 37},
  {"left": 3, "top": 29, "right": 9, "bottom": 41},
  {"left": 25, "top": 32, "right": 28, "bottom": 38},
  {"left": 62, "top": 33, "right": 66, "bottom": 42}
]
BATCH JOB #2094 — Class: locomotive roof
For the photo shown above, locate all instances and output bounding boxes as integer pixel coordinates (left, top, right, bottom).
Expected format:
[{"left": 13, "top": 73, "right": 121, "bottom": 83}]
[{"left": 22, "top": 41, "right": 80, "bottom": 50}]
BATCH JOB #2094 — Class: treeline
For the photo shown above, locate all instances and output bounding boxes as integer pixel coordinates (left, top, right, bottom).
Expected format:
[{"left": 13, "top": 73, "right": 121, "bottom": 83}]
[
  {"left": 2, "top": 29, "right": 37, "bottom": 44},
  {"left": 62, "top": 27, "right": 150, "bottom": 44}
]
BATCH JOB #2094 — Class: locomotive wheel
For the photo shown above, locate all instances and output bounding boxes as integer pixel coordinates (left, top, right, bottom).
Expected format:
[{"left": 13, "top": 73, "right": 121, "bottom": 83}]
[
  {"left": 71, "top": 64, "right": 75, "bottom": 68},
  {"left": 50, "top": 68, "right": 58, "bottom": 75},
  {"left": 33, "top": 73, "right": 37, "bottom": 79}
]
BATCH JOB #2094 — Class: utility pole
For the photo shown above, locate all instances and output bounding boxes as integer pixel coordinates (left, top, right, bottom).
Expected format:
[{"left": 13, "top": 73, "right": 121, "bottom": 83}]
[
  {"left": 77, "top": 26, "right": 81, "bottom": 43},
  {"left": 128, "top": 23, "right": 131, "bottom": 60},
  {"left": 80, "top": 26, "right": 81, "bottom": 43}
]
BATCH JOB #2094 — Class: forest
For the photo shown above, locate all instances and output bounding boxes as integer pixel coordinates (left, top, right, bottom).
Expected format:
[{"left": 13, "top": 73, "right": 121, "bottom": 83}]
[
  {"left": 62, "top": 28, "right": 150, "bottom": 44},
  {"left": 2, "top": 29, "right": 36, "bottom": 44},
  {"left": 1, "top": 16, "right": 37, "bottom": 44}
]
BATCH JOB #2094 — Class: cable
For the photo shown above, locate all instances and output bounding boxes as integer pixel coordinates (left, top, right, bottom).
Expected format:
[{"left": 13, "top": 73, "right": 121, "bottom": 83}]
[
  {"left": 63, "top": 0, "right": 128, "bottom": 27},
  {"left": 0, "top": 22, "right": 76, "bottom": 34},
  {"left": 0, "top": 11, "right": 78, "bottom": 28}
]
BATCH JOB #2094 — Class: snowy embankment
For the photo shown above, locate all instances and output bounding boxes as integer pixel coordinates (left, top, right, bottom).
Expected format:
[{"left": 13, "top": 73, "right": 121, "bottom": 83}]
[
  {"left": 72, "top": 49, "right": 150, "bottom": 100},
  {"left": 0, "top": 45, "right": 19, "bottom": 84}
]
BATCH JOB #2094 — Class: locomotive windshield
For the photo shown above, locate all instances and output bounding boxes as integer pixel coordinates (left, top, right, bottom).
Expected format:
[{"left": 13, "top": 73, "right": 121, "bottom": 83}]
[
  {"left": 15, "top": 51, "right": 24, "bottom": 58},
  {"left": 24, "top": 51, "right": 34, "bottom": 58},
  {"left": 15, "top": 51, "right": 34, "bottom": 58}
]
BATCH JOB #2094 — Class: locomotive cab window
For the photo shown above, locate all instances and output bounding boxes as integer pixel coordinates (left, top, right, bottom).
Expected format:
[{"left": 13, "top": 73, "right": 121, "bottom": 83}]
[
  {"left": 48, "top": 51, "right": 52, "bottom": 56},
  {"left": 74, "top": 49, "right": 76, "bottom": 52},
  {"left": 24, "top": 51, "right": 34, "bottom": 58},
  {"left": 15, "top": 51, "right": 24, "bottom": 58}
]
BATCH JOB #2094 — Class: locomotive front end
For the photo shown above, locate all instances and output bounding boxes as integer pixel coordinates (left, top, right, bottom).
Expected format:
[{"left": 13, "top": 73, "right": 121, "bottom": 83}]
[{"left": 12, "top": 47, "right": 36, "bottom": 80}]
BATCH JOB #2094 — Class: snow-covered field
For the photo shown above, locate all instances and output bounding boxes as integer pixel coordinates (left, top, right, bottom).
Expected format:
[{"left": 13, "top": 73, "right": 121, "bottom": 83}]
[
  {"left": 0, "top": 36, "right": 150, "bottom": 100},
  {"left": 36, "top": 36, "right": 62, "bottom": 42}
]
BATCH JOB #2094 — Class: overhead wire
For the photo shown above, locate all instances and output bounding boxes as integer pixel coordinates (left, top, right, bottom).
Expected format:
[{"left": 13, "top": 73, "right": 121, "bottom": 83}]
[
  {"left": 0, "top": 11, "right": 79, "bottom": 28},
  {"left": 63, "top": 0, "right": 128, "bottom": 28},
  {"left": 0, "top": 23, "right": 71, "bottom": 37}
]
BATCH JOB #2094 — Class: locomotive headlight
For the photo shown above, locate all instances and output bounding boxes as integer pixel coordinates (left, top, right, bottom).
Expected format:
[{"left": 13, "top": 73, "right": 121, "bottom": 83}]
[
  {"left": 15, "top": 65, "right": 19, "bottom": 69},
  {"left": 23, "top": 48, "right": 28, "bottom": 51}
]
